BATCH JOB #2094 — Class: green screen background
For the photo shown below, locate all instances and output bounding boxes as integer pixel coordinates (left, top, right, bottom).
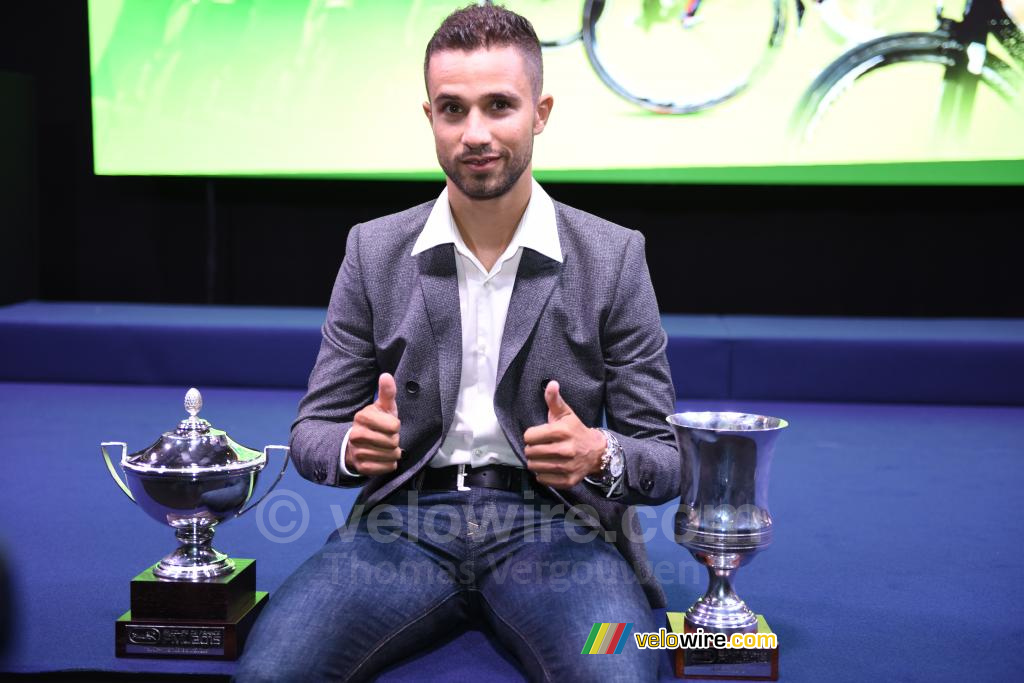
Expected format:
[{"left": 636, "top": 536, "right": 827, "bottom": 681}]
[{"left": 87, "top": 0, "right": 1024, "bottom": 184}]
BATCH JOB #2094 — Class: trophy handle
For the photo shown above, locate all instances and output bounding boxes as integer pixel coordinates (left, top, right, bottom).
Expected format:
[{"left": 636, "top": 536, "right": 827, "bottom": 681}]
[
  {"left": 101, "top": 441, "right": 135, "bottom": 503},
  {"left": 238, "top": 445, "right": 290, "bottom": 516}
]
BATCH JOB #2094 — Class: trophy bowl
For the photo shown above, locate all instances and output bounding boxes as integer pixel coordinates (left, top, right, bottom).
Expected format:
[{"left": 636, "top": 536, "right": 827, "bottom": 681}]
[
  {"left": 102, "top": 388, "right": 289, "bottom": 581},
  {"left": 668, "top": 411, "right": 787, "bottom": 634}
]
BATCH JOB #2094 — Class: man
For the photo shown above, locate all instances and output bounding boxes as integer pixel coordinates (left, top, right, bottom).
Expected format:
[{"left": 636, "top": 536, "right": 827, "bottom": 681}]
[{"left": 235, "top": 6, "right": 679, "bottom": 682}]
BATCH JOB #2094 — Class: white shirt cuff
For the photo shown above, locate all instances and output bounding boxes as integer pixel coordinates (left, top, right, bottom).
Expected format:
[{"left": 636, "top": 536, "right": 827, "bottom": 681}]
[{"left": 338, "top": 428, "right": 359, "bottom": 478}]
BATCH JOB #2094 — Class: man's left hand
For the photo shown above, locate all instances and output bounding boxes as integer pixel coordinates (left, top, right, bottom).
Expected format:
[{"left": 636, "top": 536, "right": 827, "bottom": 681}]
[{"left": 523, "top": 381, "right": 607, "bottom": 489}]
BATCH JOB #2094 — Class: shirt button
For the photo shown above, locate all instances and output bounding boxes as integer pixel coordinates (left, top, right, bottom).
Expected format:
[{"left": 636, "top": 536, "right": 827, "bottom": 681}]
[{"left": 472, "top": 448, "right": 483, "bottom": 457}]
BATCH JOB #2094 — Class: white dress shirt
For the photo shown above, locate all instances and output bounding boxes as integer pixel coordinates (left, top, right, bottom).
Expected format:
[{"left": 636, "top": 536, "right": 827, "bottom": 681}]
[{"left": 339, "top": 179, "right": 562, "bottom": 476}]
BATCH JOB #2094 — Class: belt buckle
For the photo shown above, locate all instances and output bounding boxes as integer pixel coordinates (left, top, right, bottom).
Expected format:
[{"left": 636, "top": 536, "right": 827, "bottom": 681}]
[{"left": 456, "top": 464, "right": 471, "bottom": 492}]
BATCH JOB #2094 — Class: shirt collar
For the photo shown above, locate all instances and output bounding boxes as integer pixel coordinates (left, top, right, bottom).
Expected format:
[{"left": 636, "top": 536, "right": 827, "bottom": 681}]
[{"left": 411, "top": 178, "right": 563, "bottom": 264}]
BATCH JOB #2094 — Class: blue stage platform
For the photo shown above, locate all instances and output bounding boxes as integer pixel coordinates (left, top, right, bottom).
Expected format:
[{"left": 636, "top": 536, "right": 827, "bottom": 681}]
[
  {"left": 4, "top": 301, "right": 1024, "bottom": 404},
  {"left": 1, "top": 301, "right": 1023, "bottom": 681}
]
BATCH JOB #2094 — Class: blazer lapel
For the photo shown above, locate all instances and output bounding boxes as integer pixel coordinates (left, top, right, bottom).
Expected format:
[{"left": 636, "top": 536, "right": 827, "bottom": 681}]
[
  {"left": 418, "top": 245, "right": 462, "bottom": 437},
  {"left": 496, "top": 248, "right": 561, "bottom": 389}
]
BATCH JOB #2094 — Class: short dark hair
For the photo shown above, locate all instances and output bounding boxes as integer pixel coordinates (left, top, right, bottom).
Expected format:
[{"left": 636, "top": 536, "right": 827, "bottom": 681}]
[{"left": 424, "top": 4, "right": 543, "bottom": 100}]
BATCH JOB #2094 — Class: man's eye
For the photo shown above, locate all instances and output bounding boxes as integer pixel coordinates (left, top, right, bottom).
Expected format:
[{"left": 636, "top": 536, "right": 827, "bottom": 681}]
[
  {"left": 443, "top": 103, "right": 462, "bottom": 114},
  {"left": 493, "top": 101, "right": 510, "bottom": 110}
]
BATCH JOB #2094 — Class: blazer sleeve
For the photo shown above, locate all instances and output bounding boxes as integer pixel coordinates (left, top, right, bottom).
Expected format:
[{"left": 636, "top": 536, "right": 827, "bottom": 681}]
[
  {"left": 600, "top": 230, "right": 680, "bottom": 505},
  {"left": 290, "top": 223, "right": 378, "bottom": 488}
]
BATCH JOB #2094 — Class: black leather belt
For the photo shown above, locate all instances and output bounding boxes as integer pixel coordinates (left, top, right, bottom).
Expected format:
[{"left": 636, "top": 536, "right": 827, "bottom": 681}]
[{"left": 410, "top": 464, "right": 530, "bottom": 492}]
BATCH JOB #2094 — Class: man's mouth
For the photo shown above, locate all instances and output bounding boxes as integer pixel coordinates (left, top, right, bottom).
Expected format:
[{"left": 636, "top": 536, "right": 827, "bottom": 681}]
[{"left": 462, "top": 155, "right": 501, "bottom": 169}]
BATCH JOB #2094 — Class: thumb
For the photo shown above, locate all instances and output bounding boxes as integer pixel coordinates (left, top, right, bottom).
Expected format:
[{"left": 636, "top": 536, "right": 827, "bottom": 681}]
[
  {"left": 545, "top": 380, "right": 573, "bottom": 423},
  {"left": 375, "top": 373, "right": 398, "bottom": 417}
]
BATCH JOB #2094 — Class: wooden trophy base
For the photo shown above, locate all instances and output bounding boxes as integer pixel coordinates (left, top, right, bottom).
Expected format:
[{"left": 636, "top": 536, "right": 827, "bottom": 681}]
[
  {"left": 667, "top": 611, "right": 779, "bottom": 680},
  {"left": 115, "top": 558, "right": 268, "bottom": 660}
]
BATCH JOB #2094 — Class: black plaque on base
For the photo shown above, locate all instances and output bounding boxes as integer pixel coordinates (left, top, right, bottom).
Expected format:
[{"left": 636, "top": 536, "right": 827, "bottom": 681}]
[
  {"left": 115, "top": 558, "right": 268, "bottom": 660},
  {"left": 667, "top": 612, "right": 779, "bottom": 680}
]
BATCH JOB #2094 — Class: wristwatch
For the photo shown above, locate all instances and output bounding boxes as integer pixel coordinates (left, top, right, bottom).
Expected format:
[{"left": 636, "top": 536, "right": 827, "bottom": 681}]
[{"left": 585, "top": 428, "right": 624, "bottom": 496}]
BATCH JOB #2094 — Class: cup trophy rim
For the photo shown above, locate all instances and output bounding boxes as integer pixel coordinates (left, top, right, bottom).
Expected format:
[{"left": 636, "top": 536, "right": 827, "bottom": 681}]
[
  {"left": 121, "top": 453, "right": 266, "bottom": 476},
  {"left": 667, "top": 411, "right": 789, "bottom": 433}
]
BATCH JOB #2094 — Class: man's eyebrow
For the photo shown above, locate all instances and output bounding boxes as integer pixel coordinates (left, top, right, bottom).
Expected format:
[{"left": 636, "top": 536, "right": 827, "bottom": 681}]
[
  {"left": 432, "top": 91, "right": 522, "bottom": 105},
  {"left": 433, "top": 93, "right": 463, "bottom": 104},
  {"left": 485, "top": 91, "right": 522, "bottom": 102}
]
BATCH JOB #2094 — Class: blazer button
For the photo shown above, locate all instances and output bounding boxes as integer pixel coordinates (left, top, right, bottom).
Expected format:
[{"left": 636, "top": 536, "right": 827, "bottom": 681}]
[
  {"left": 313, "top": 464, "right": 327, "bottom": 482},
  {"left": 641, "top": 477, "right": 653, "bottom": 492},
  {"left": 540, "top": 377, "right": 553, "bottom": 393},
  {"left": 405, "top": 381, "right": 420, "bottom": 395}
]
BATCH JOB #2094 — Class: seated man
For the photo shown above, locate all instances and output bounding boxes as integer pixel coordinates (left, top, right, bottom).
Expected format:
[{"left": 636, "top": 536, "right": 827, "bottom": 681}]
[{"left": 235, "top": 5, "right": 679, "bottom": 682}]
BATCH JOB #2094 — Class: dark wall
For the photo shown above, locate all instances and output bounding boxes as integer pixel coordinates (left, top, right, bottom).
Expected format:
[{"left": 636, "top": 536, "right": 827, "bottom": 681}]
[
  {"left": 0, "top": 71, "right": 36, "bottom": 305},
  {"left": 2, "top": 2, "right": 1021, "bottom": 315}
]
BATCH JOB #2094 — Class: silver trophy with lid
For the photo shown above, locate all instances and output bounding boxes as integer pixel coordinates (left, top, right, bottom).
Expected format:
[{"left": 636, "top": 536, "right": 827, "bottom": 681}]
[{"left": 102, "top": 388, "right": 289, "bottom": 581}]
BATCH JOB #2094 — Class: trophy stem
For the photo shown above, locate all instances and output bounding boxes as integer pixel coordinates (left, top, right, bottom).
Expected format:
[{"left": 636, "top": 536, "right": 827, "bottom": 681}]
[
  {"left": 685, "top": 561, "right": 758, "bottom": 634},
  {"left": 154, "top": 524, "right": 235, "bottom": 581}
]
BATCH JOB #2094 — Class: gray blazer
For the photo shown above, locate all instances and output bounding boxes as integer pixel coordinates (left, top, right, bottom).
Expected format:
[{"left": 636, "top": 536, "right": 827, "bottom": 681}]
[{"left": 291, "top": 198, "right": 680, "bottom": 607}]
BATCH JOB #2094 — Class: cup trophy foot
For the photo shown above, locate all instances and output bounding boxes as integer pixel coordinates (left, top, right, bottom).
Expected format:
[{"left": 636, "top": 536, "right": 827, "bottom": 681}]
[
  {"left": 684, "top": 604, "right": 758, "bottom": 635},
  {"left": 684, "top": 561, "right": 758, "bottom": 635},
  {"left": 153, "top": 525, "right": 235, "bottom": 581},
  {"left": 154, "top": 546, "right": 235, "bottom": 581}
]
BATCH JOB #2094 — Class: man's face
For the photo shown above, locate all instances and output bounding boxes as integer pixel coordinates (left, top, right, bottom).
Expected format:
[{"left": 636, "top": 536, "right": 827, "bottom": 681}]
[{"left": 423, "top": 46, "right": 552, "bottom": 200}]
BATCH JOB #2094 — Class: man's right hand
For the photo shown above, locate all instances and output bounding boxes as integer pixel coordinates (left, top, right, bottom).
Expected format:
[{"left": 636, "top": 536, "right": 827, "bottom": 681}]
[{"left": 344, "top": 373, "right": 402, "bottom": 475}]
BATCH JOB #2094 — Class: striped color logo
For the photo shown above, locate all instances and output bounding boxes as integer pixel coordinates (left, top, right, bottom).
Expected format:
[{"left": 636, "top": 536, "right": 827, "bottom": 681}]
[{"left": 581, "top": 623, "right": 634, "bottom": 654}]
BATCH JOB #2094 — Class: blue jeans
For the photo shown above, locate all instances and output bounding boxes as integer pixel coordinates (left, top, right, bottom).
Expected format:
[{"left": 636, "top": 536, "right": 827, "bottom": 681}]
[{"left": 234, "top": 487, "right": 658, "bottom": 682}]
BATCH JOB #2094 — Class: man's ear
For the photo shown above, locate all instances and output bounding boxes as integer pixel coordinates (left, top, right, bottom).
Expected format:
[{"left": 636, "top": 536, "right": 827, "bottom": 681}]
[
  {"left": 533, "top": 93, "right": 554, "bottom": 135},
  {"left": 423, "top": 100, "right": 433, "bottom": 125}
]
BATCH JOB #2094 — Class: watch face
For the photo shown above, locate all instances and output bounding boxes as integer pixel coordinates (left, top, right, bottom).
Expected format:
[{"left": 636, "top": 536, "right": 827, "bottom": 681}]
[{"left": 609, "top": 451, "right": 624, "bottom": 479}]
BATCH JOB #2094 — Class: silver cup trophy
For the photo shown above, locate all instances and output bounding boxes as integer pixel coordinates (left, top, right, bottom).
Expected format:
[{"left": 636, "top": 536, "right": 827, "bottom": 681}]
[
  {"left": 667, "top": 411, "right": 787, "bottom": 634},
  {"left": 101, "top": 388, "right": 289, "bottom": 581}
]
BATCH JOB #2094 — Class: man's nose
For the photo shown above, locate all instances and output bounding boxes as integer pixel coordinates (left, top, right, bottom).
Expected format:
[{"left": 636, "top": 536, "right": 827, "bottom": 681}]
[{"left": 461, "top": 109, "right": 492, "bottom": 149}]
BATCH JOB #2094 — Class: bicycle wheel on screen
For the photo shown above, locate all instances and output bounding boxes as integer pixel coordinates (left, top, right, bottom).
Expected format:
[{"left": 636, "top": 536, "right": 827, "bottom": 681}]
[
  {"left": 789, "top": 30, "right": 1024, "bottom": 159},
  {"left": 582, "top": 0, "right": 788, "bottom": 114}
]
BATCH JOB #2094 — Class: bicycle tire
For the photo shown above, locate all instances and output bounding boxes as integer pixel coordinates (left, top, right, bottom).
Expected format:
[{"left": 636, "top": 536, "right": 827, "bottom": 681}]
[
  {"left": 582, "top": 0, "right": 787, "bottom": 114},
  {"left": 790, "top": 30, "right": 1024, "bottom": 142}
]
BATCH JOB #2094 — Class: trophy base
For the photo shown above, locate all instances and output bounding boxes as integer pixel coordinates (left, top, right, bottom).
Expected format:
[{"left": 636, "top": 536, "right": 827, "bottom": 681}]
[
  {"left": 667, "top": 611, "right": 779, "bottom": 680},
  {"left": 115, "top": 591, "right": 267, "bottom": 660},
  {"left": 131, "top": 558, "right": 256, "bottom": 620},
  {"left": 115, "top": 558, "right": 267, "bottom": 660}
]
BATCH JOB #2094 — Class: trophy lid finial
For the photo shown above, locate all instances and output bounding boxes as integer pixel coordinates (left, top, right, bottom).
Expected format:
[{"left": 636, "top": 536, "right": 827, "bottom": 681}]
[
  {"left": 184, "top": 388, "right": 203, "bottom": 418},
  {"left": 177, "top": 388, "right": 210, "bottom": 436}
]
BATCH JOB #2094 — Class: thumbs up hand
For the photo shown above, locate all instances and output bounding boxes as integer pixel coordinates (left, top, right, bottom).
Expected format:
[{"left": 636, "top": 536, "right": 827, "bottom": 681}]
[
  {"left": 345, "top": 373, "right": 402, "bottom": 476},
  {"left": 375, "top": 372, "right": 399, "bottom": 417},
  {"left": 523, "top": 381, "right": 607, "bottom": 489}
]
